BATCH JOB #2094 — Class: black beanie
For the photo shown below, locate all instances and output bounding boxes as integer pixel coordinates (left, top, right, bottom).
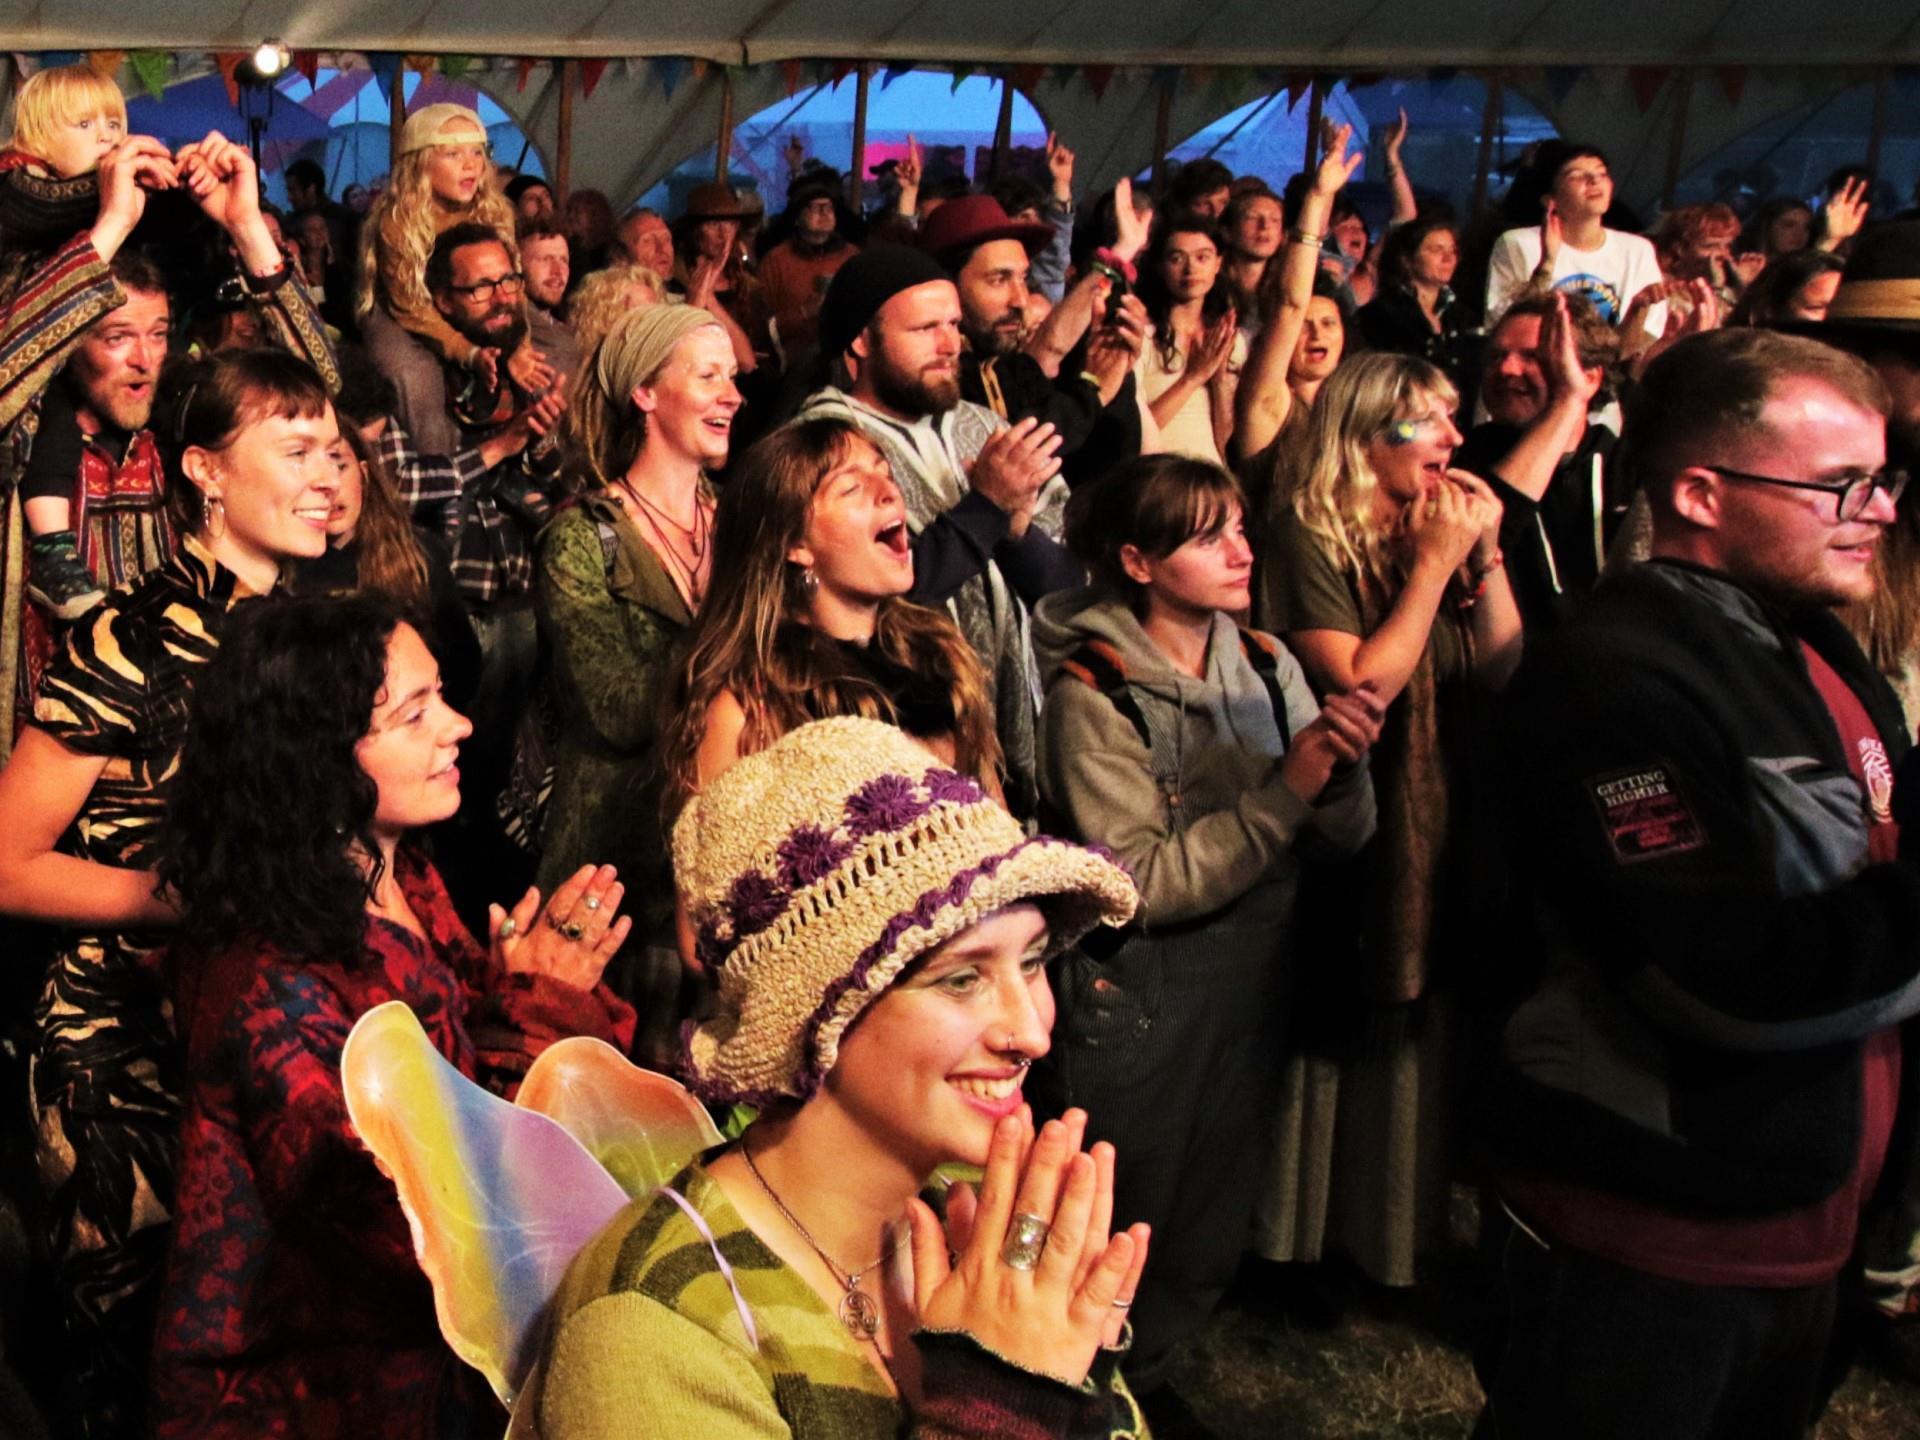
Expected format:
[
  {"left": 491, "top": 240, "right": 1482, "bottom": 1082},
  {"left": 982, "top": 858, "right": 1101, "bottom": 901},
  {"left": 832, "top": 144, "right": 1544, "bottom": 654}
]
[{"left": 818, "top": 245, "right": 951, "bottom": 363}]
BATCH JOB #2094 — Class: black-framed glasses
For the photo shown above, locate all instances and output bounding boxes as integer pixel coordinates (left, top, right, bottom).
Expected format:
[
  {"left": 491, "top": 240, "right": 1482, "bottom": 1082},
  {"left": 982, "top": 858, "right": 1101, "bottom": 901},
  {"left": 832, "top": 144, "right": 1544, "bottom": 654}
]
[
  {"left": 1708, "top": 464, "right": 1909, "bottom": 522},
  {"left": 449, "top": 273, "right": 526, "bottom": 303}
]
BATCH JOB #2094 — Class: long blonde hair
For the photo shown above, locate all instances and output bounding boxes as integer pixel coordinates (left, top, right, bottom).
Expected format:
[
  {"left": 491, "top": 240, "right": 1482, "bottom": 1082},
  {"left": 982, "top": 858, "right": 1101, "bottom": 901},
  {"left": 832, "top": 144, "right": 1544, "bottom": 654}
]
[
  {"left": 356, "top": 135, "right": 516, "bottom": 322},
  {"left": 660, "top": 418, "right": 1001, "bottom": 804},
  {"left": 566, "top": 263, "right": 666, "bottom": 373},
  {"left": 1284, "top": 351, "right": 1457, "bottom": 592}
]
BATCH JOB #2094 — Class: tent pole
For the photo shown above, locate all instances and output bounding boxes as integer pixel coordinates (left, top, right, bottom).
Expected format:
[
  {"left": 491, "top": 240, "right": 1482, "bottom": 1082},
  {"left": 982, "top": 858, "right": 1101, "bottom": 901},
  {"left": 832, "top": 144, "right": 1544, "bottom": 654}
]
[
  {"left": 557, "top": 61, "right": 577, "bottom": 203},
  {"left": 990, "top": 74, "right": 1015, "bottom": 182},
  {"left": 1151, "top": 82, "right": 1172, "bottom": 204},
  {"left": 389, "top": 62, "right": 405, "bottom": 169},
  {"left": 715, "top": 69, "right": 736, "bottom": 183},
  {"left": 1470, "top": 77, "right": 1501, "bottom": 222},
  {"left": 1867, "top": 68, "right": 1889, "bottom": 179},
  {"left": 848, "top": 65, "right": 870, "bottom": 213},
  {"left": 1661, "top": 73, "right": 1692, "bottom": 211},
  {"left": 1303, "top": 76, "right": 1324, "bottom": 173}
]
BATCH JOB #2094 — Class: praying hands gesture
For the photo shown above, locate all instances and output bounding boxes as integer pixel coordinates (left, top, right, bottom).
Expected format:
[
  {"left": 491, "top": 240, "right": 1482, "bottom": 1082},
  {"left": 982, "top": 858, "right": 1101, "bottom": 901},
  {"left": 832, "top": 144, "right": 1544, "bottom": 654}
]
[
  {"left": 1191, "top": 307, "right": 1239, "bottom": 386},
  {"left": 1405, "top": 469, "right": 1502, "bottom": 581},
  {"left": 487, "top": 862, "right": 630, "bottom": 992},
  {"left": 909, "top": 1108, "right": 1150, "bottom": 1383}
]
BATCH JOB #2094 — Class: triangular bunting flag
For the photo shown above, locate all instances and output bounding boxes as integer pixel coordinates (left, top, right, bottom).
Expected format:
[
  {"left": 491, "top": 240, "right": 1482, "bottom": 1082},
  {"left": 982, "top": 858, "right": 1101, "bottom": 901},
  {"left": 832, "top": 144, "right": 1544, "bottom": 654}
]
[
  {"left": 1010, "top": 63, "right": 1045, "bottom": 93},
  {"left": 1627, "top": 66, "right": 1671, "bottom": 112},
  {"left": 829, "top": 59, "right": 856, "bottom": 88},
  {"left": 212, "top": 51, "right": 247, "bottom": 106},
  {"left": 368, "top": 52, "right": 401, "bottom": 101},
  {"left": 949, "top": 63, "right": 976, "bottom": 93},
  {"left": 1153, "top": 65, "right": 1180, "bottom": 97},
  {"left": 690, "top": 59, "right": 710, "bottom": 80},
  {"left": 1187, "top": 64, "right": 1215, "bottom": 89},
  {"left": 127, "top": 51, "right": 169, "bottom": 101},
  {"left": 1085, "top": 63, "right": 1115, "bottom": 100},
  {"left": 292, "top": 50, "right": 321, "bottom": 84},
  {"left": 1346, "top": 71, "right": 1384, "bottom": 91},
  {"left": 880, "top": 63, "right": 913, "bottom": 90},
  {"left": 441, "top": 55, "right": 474, "bottom": 83},
  {"left": 580, "top": 58, "right": 609, "bottom": 98},
  {"left": 85, "top": 51, "right": 123, "bottom": 80},
  {"left": 1283, "top": 71, "right": 1313, "bottom": 111},
  {"left": 1426, "top": 66, "right": 1458, "bottom": 90},
  {"left": 780, "top": 58, "right": 805, "bottom": 96},
  {"left": 1050, "top": 63, "right": 1078, "bottom": 88},
  {"left": 516, "top": 57, "right": 537, "bottom": 92},
  {"left": 1544, "top": 66, "right": 1584, "bottom": 102},
  {"left": 10, "top": 54, "right": 39, "bottom": 81},
  {"left": 1713, "top": 65, "right": 1746, "bottom": 106},
  {"left": 655, "top": 56, "right": 688, "bottom": 97}
]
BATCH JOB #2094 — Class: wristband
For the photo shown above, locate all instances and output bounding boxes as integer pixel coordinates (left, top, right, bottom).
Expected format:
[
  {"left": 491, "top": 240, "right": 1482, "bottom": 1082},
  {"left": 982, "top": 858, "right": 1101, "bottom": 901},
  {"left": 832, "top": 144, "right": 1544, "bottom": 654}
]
[
  {"left": 1289, "top": 228, "right": 1325, "bottom": 249},
  {"left": 1092, "top": 248, "right": 1136, "bottom": 286}
]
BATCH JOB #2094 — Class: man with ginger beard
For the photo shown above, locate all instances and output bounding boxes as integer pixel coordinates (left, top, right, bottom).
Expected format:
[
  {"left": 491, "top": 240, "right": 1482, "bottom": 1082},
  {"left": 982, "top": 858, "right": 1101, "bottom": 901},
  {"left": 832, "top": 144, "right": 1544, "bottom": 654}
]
[
  {"left": 796, "top": 246, "right": 1081, "bottom": 813},
  {"left": 1478, "top": 328, "right": 1920, "bottom": 1439}
]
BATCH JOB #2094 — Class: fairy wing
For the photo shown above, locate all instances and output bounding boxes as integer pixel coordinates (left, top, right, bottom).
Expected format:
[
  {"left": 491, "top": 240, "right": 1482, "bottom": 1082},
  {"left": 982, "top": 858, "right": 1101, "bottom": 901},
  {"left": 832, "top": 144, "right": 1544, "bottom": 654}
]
[
  {"left": 340, "top": 1000, "right": 631, "bottom": 1405},
  {"left": 514, "top": 1035, "right": 725, "bottom": 1198}
]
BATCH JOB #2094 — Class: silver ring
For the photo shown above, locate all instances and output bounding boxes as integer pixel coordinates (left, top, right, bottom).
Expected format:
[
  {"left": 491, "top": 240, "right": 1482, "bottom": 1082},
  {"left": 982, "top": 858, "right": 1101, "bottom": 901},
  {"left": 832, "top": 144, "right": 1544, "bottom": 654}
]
[
  {"left": 1111, "top": 1295, "right": 1134, "bottom": 1309},
  {"left": 584, "top": 895, "right": 602, "bottom": 912},
  {"left": 1000, "top": 1212, "right": 1050, "bottom": 1271},
  {"left": 497, "top": 916, "right": 518, "bottom": 940}
]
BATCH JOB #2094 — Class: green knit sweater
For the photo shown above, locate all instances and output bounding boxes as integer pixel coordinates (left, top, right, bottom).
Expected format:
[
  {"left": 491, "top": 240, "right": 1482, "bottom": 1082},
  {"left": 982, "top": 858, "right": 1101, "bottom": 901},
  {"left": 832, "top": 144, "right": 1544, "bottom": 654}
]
[{"left": 522, "top": 1164, "right": 1147, "bottom": 1439}]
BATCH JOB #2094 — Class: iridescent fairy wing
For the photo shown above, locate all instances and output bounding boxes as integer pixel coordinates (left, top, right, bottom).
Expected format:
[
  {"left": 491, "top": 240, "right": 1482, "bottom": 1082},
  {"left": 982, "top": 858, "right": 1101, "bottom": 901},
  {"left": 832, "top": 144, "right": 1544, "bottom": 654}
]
[
  {"left": 340, "top": 1001, "right": 630, "bottom": 1404},
  {"left": 514, "top": 1035, "right": 724, "bottom": 1198}
]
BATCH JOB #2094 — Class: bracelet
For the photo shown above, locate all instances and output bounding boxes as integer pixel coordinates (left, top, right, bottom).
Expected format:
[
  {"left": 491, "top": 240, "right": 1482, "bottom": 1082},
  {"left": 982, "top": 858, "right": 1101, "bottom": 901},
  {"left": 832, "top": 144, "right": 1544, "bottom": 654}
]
[
  {"left": 1289, "top": 228, "right": 1325, "bottom": 248},
  {"left": 1092, "top": 247, "right": 1137, "bottom": 285},
  {"left": 1468, "top": 547, "right": 1505, "bottom": 583}
]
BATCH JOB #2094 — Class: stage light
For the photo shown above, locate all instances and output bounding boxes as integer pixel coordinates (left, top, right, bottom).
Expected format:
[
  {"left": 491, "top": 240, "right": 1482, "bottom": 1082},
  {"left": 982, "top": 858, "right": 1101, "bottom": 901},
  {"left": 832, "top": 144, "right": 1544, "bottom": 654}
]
[{"left": 251, "top": 40, "right": 289, "bottom": 78}]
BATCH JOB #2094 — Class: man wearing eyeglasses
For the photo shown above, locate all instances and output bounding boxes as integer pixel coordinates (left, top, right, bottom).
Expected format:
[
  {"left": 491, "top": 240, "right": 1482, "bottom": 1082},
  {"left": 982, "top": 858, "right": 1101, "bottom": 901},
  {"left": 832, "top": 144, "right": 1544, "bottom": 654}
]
[{"left": 1475, "top": 327, "right": 1920, "bottom": 1438}]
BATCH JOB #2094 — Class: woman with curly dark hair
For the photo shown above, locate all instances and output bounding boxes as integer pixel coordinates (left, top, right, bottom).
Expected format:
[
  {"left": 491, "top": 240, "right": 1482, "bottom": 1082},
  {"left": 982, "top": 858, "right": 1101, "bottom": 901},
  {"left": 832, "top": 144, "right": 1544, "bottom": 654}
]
[
  {"left": 146, "top": 593, "right": 635, "bottom": 1440},
  {"left": 1136, "top": 213, "right": 1243, "bottom": 465}
]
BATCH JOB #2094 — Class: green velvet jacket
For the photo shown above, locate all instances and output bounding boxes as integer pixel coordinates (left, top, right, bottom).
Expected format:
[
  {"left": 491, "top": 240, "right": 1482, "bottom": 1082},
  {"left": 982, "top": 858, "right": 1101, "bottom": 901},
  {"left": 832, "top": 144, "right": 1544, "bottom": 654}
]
[{"left": 535, "top": 493, "right": 694, "bottom": 937}]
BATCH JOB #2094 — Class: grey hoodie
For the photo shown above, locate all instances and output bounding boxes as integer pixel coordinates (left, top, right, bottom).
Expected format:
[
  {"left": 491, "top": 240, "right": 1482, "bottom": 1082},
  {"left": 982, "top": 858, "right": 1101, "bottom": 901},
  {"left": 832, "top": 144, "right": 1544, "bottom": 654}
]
[{"left": 1034, "top": 585, "right": 1376, "bottom": 928}]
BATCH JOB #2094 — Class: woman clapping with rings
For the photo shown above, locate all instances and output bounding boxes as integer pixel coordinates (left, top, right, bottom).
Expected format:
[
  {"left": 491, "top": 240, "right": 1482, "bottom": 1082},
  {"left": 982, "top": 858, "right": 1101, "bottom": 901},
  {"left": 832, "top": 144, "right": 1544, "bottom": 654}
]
[
  {"left": 520, "top": 717, "right": 1150, "bottom": 1438},
  {"left": 146, "top": 596, "right": 636, "bottom": 1439}
]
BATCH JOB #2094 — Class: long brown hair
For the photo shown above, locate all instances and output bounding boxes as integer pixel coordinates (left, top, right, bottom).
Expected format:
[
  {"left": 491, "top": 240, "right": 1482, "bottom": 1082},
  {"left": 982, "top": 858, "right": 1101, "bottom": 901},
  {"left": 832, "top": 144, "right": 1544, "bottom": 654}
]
[
  {"left": 336, "top": 425, "right": 431, "bottom": 609},
  {"left": 660, "top": 417, "right": 1001, "bottom": 804}
]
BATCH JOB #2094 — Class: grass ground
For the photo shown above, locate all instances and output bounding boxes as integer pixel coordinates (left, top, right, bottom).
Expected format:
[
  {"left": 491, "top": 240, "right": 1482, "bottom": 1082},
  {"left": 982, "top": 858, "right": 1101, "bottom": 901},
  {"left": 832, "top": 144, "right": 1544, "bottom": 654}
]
[{"left": 1167, "top": 1195, "right": 1920, "bottom": 1439}]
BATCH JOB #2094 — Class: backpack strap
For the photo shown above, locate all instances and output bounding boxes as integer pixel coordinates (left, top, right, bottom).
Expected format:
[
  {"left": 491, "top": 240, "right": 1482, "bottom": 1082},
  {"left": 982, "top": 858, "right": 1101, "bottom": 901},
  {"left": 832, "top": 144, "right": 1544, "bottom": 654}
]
[
  {"left": 1059, "top": 639, "right": 1152, "bottom": 753},
  {"left": 1237, "top": 626, "right": 1293, "bottom": 750}
]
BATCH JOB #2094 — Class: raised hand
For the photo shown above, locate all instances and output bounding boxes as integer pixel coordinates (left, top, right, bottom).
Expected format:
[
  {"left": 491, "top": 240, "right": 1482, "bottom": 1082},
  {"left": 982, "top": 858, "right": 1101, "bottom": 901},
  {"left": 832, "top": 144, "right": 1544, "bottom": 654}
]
[
  {"left": 1045, "top": 130, "right": 1075, "bottom": 202},
  {"left": 1111, "top": 175, "right": 1152, "bottom": 264},
  {"left": 1313, "top": 122, "right": 1363, "bottom": 199},
  {"left": 507, "top": 344, "right": 557, "bottom": 395},
  {"left": 1540, "top": 198, "right": 1564, "bottom": 267},
  {"left": 90, "top": 137, "right": 178, "bottom": 259},
  {"left": 967, "top": 417, "right": 1063, "bottom": 536},
  {"left": 1821, "top": 176, "right": 1870, "bottom": 247},
  {"left": 908, "top": 1110, "right": 1150, "bottom": 1385},
  {"left": 1540, "top": 294, "right": 1601, "bottom": 405},
  {"left": 783, "top": 133, "right": 807, "bottom": 175},
  {"left": 1383, "top": 107, "right": 1409, "bottom": 164},
  {"left": 488, "top": 863, "right": 631, "bottom": 991},
  {"left": 1191, "top": 307, "right": 1239, "bottom": 385}
]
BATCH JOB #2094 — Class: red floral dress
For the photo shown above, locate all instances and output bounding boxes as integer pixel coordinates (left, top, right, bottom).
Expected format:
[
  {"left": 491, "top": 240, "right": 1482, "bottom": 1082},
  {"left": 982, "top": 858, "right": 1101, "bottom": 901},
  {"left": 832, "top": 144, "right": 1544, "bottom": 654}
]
[{"left": 149, "top": 851, "right": 635, "bottom": 1439}]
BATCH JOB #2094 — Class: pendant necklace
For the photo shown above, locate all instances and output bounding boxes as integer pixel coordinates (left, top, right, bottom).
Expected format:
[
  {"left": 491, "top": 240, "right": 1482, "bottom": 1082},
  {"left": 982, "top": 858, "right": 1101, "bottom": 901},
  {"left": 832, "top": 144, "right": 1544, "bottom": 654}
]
[{"left": 740, "top": 1140, "right": 902, "bottom": 1342}]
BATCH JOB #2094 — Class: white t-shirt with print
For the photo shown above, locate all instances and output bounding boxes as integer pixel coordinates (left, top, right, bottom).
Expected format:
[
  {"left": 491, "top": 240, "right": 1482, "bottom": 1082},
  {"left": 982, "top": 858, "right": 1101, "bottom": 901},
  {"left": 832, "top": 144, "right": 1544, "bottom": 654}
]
[{"left": 1485, "top": 226, "right": 1666, "bottom": 331}]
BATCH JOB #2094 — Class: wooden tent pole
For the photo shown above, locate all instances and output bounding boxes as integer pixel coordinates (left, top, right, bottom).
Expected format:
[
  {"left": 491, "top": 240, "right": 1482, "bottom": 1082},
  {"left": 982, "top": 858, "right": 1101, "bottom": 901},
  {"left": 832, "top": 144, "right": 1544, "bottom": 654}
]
[
  {"left": 1151, "top": 82, "right": 1172, "bottom": 204},
  {"left": 848, "top": 65, "right": 870, "bottom": 212},
  {"left": 715, "top": 69, "right": 737, "bottom": 183},
  {"left": 1303, "top": 76, "right": 1325, "bottom": 172},
  {"left": 389, "top": 62, "right": 405, "bottom": 168},
  {"left": 990, "top": 74, "right": 1015, "bottom": 181},
  {"left": 557, "top": 61, "right": 577, "bottom": 202},
  {"left": 1661, "top": 73, "right": 1692, "bottom": 210},
  {"left": 1470, "top": 77, "right": 1501, "bottom": 221},
  {"left": 1867, "top": 69, "right": 1889, "bottom": 179}
]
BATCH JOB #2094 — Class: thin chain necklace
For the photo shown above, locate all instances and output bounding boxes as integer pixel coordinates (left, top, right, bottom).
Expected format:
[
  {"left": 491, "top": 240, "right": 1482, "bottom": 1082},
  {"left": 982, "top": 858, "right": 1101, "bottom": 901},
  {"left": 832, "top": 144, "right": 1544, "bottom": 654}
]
[
  {"left": 740, "top": 1140, "right": 903, "bottom": 1342},
  {"left": 615, "top": 478, "right": 711, "bottom": 608}
]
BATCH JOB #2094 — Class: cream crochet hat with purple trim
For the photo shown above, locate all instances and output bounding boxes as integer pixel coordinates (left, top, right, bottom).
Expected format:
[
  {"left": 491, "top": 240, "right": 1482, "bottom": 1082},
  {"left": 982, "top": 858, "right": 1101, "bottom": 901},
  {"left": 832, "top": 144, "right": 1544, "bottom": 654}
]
[{"left": 674, "top": 717, "right": 1137, "bottom": 1107}]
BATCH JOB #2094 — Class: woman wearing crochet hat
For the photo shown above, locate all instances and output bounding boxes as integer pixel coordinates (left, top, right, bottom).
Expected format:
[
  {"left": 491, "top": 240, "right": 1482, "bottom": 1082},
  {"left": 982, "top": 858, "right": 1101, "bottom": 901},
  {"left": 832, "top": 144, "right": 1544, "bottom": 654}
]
[
  {"left": 356, "top": 103, "right": 538, "bottom": 454},
  {"left": 537, "top": 302, "right": 738, "bottom": 1063},
  {"left": 525, "top": 716, "right": 1150, "bottom": 1438}
]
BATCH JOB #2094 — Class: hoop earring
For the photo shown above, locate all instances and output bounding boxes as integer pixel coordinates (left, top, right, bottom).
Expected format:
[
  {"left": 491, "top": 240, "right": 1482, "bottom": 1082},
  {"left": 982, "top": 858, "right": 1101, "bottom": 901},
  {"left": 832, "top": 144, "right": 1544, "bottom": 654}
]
[
  {"left": 800, "top": 566, "right": 818, "bottom": 594},
  {"left": 204, "top": 495, "right": 227, "bottom": 540}
]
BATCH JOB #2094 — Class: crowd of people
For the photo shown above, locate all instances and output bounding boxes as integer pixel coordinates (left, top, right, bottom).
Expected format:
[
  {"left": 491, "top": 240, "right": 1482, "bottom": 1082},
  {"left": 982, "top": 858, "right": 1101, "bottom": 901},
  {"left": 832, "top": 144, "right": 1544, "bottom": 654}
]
[{"left": 0, "top": 57, "right": 1916, "bottom": 1440}]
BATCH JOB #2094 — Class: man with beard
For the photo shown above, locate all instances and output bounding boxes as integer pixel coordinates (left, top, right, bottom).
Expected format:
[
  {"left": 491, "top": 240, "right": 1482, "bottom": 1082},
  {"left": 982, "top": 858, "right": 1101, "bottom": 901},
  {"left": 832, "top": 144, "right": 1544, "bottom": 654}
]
[
  {"left": 1480, "top": 328, "right": 1920, "bottom": 1439},
  {"left": 515, "top": 215, "right": 583, "bottom": 380},
  {"left": 757, "top": 175, "right": 857, "bottom": 357},
  {"left": 796, "top": 246, "right": 1081, "bottom": 814},
  {"left": 921, "top": 194, "right": 1147, "bottom": 484},
  {"left": 1457, "top": 292, "right": 1625, "bottom": 629}
]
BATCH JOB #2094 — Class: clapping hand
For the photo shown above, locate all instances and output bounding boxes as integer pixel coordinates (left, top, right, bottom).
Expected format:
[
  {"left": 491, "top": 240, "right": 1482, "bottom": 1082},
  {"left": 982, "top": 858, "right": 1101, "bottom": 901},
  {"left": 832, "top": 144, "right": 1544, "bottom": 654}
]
[{"left": 488, "top": 863, "right": 630, "bottom": 992}]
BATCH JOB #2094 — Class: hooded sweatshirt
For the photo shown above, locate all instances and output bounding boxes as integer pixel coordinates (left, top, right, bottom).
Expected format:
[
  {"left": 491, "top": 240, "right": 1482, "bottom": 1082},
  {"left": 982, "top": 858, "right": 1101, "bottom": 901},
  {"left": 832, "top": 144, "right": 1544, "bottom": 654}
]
[{"left": 1034, "top": 585, "right": 1375, "bottom": 927}]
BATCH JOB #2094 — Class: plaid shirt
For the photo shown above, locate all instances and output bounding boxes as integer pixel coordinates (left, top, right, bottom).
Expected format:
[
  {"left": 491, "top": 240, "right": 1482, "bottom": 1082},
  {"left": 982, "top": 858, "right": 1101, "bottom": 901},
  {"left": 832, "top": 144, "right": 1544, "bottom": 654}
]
[{"left": 378, "top": 417, "right": 560, "bottom": 609}]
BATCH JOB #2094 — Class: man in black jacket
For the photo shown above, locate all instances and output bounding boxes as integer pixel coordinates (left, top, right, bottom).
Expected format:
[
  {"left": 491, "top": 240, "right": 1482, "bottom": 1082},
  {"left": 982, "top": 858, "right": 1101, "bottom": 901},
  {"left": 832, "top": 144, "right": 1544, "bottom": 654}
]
[{"left": 1478, "top": 327, "right": 1920, "bottom": 1438}]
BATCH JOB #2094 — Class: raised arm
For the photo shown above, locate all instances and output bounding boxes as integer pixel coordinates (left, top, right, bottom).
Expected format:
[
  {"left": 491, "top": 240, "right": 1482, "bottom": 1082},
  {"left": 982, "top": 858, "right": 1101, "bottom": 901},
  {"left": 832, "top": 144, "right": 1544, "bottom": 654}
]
[
  {"left": 1236, "top": 124, "right": 1361, "bottom": 461},
  {"left": 1381, "top": 110, "right": 1418, "bottom": 226}
]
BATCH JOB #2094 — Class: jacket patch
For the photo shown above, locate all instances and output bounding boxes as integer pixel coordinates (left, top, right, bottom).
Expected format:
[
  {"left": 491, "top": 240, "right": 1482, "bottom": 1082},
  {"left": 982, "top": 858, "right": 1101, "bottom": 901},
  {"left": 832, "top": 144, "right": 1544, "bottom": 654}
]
[{"left": 1588, "top": 764, "right": 1706, "bottom": 863}]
